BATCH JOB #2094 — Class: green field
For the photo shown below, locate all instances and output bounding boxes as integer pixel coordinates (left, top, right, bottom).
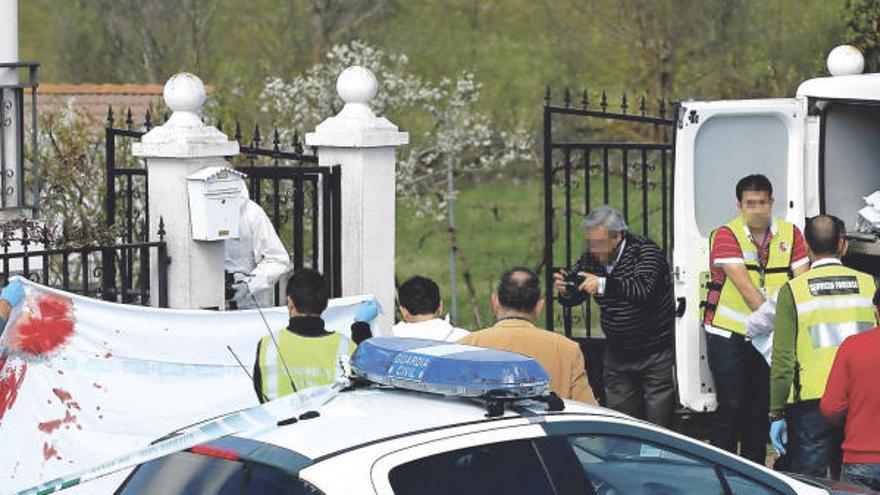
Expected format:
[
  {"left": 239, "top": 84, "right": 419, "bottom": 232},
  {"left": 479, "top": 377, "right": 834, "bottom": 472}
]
[
  {"left": 396, "top": 178, "right": 546, "bottom": 331},
  {"left": 396, "top": 170, "right": 671, "bottom": 334}
]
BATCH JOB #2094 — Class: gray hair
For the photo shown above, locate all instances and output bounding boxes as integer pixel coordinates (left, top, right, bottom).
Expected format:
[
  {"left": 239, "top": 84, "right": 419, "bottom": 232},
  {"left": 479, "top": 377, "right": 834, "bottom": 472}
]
[{"left": 581, "top": 205, "right": 628, "bottom": 235}]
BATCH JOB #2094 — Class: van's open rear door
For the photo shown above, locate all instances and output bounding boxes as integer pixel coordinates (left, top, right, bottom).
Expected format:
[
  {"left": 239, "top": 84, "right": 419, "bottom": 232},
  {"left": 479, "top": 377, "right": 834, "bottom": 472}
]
[{"left": 673, "top": 98, "right": 806, "bottom": 412}]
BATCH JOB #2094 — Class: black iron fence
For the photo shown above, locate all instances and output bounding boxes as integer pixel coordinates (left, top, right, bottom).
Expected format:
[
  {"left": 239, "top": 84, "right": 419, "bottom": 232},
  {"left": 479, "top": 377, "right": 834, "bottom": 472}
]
[
  {"left": 543, "top": 88, "right": 676, "bottom": 338},
  {"left": 0, "top": 218, "right": 168, "bottom": 306},
  {"left": 0, "top": 62, "right": 39, "bottom": 211},
  {"left": 104, "top": 108, "right": 342, "bottom": 301}
]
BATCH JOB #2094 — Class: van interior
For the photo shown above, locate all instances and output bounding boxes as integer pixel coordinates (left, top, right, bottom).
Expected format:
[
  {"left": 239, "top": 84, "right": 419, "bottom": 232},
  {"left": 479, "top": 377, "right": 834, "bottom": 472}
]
[{"left": 821, "top": 101, "right": 880, "bottom": 277}]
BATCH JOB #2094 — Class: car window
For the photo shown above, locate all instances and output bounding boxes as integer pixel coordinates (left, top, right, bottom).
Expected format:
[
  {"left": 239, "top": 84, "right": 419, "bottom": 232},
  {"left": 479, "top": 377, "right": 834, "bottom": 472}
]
[
  {"left": 388, "top": 438, "right": 555, "bottom": 495},
  {"left": 568, "top": 435, "right": 726, "bottom": 495},
  {"left": 115, "top": 451, "right": 317, "bottom": 495},
  {"left": 722, "top": 467, "right": 785, "bottom": 495}
]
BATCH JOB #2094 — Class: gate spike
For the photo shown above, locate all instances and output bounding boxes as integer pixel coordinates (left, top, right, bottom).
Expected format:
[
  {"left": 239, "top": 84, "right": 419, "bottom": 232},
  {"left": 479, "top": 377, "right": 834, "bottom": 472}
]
[
  {"left": 659, "top": 98, "right": 667, "bottom": 118},
  {"left": 581, "top": 89, "right": 589, "bottom": 110},
  {"left": 600, "top": 91, "right": 608, "bottom": 112},
  {"left": 234, "top": 120, "right": 242, "bottom": 142},
  {"left": 106, "top": 106, "right": 114, "bottom": 127},
  {"left": 621, "top": 94, "right": 628, "bottom": 114},
  {"left": 293, "top": 130, "right": 304, "bottom": 155},
  {"left": 145, "top": 108, "right": 153, "bottom": 130},
  {"left": 125, "top": 108, "right": 134, "bottom": 129},
  {"left": 252, "top": 123, "right": 262, "bottom": 148},
  {"left": 272, "top": 127, "right": 281, "bottom": 151},
  {"left": 639, "top": 95, "right": 647, "bottom": 116},
  {"left": 158, "top": 217, "right": 166, "bottom": 240},
  {"left": 544, "top": 85, "right": 552, "bottom": 106},
  {"left": 563, "top": 88, "right": 571, "bottom": 108}
]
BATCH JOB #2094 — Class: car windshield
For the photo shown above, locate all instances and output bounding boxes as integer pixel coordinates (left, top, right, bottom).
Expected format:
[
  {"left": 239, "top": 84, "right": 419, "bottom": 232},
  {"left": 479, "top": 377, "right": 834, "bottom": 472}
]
[{"left": 115, "top": 451, "right": 313, "bottom": 495}]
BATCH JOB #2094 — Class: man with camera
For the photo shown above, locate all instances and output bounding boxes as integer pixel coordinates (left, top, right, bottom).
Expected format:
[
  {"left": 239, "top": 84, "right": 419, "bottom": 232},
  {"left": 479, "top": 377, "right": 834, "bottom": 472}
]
[{"left": 554, "top": 205, "right": 676, "bottom": 427}]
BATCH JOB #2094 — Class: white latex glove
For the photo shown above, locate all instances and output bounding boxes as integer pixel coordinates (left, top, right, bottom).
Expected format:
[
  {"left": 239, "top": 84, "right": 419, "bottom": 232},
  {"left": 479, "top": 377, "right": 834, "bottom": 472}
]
[
  {"left": 231, "top": 273, "right": 252, "bottom": 303},
  {"left": 746, "top": 298, "right": 776, "bottom": 338}
]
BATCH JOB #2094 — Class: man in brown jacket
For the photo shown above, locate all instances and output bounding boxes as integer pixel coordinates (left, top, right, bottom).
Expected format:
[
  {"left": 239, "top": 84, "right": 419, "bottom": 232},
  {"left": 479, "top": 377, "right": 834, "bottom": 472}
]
[{"left": 459, "top": 267, "right": 596, "bottom": 404}]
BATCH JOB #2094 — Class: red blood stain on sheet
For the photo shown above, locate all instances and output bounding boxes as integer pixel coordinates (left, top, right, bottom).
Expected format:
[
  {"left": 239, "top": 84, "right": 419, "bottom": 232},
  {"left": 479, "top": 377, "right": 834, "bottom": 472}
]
[
  {"left": 38, "top": 419, "right": 63, "bottom": 433},
  {"left": 42, "top": 442, "right": 58, "bottom": 461},
  {"left": 0, "top": 354, "right": 27, "bottom": 422},
  {"left": 7, "top": 294, "right": 75, "bottom": 357},
  {"left": 39, "top": 390, "right": 81, "bottom": 433},
  {"left": 52, "top": 388, "right": 72, "bottom": 402}
]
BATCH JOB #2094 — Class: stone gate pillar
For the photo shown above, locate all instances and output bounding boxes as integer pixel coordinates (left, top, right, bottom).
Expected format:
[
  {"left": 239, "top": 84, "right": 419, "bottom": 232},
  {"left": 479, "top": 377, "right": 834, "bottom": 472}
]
[
  {"left": 133, "top": 73, "right": 239, "bottom": 309},
  {"left": 306, "top": 67, "right": 408, "bottom": 334}
]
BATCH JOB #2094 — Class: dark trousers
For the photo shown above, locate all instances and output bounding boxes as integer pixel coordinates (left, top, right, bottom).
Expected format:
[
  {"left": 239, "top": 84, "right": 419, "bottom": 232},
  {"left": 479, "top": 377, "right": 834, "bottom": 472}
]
[
  {"left": 785, "top": 401, "right": 843, "bottom": 478},
  {"left": 603, "top": 345, "right": 675, "bottom": 428},
  {"left": 842, "top": 463, "right": 880, "bottom": 491},
  {"left": 706, "top": 331, "right": 769, "bottom": 464}
]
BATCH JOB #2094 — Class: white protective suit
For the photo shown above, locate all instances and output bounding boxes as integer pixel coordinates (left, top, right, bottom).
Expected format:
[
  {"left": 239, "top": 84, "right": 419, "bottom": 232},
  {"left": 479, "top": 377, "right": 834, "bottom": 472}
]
[
  {"left": 391, "top": 317, "right": 469, "bottom": 342},
  {"left": 224, "top": 187, "right": 291, "bottom": 309}
]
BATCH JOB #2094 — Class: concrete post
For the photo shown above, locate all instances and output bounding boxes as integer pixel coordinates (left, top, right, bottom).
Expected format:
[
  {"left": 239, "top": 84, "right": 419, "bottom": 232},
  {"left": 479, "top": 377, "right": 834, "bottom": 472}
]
[
  {"left": 306, "top": 66, "right": 408, "bottom": 335},
  {"left": 133, "top": 73, "right": 239, "bottom": 309},
  {"left": 0, "top": 0, "right": 21, "bottom": 213}
]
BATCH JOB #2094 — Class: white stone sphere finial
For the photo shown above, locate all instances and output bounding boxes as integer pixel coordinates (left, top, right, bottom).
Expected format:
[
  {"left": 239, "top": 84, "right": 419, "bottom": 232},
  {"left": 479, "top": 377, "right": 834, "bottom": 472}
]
[
  {"left": 135, "top": 71, "right": 238, "bottom": 155},
  {"left": 827, "top": 45, "right": 865, "bottom": 76},
  {"left": 336, "top": 66, "right": 378, "bottom": 118},
  {"left": 163, "top": 72, "right": 206, "bottom": 126}
]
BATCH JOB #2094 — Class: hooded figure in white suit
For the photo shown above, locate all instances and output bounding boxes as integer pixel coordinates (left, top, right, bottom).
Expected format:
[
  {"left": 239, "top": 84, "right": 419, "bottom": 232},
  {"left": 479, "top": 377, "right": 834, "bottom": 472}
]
[{"left": 225, "top": 185, "right": 290, "bottom": 309}]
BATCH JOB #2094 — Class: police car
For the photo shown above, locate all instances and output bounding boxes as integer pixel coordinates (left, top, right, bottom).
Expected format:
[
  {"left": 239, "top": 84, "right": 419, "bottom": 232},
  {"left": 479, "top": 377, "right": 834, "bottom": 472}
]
[{"left": 20, "top": 338, "right": 868, "bottom": 494}]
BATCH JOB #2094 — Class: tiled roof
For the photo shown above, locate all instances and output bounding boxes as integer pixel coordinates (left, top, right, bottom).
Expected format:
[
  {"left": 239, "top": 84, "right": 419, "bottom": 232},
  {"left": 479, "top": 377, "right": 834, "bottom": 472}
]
[{"left": 28, "top": 83, "right": 214, "bottom": 95}]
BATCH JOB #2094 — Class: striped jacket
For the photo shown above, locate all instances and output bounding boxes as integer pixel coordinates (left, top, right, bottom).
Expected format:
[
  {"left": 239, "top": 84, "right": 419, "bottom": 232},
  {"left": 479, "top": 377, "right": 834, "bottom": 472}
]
[{"left": 559, "top": 233, "right": 675, "bottom": 355}]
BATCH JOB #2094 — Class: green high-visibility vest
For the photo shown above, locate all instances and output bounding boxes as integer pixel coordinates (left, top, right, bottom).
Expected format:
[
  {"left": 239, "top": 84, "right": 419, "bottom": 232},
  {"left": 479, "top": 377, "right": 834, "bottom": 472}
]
[
  {"left": 787, "top": 263, "right": 877, "bottom": 403},
  {"left": 258, "top": 330, "right": 355, "bottom": 401},
  {"left": 706, "top": 215, "right": 795, "bottom": 335}
]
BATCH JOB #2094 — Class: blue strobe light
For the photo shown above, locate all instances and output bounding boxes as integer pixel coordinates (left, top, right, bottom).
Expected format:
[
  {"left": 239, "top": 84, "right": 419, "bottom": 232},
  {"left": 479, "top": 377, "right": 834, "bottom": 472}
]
[{"left": 350, "top": 337, "right": 551, "bottom": 398}]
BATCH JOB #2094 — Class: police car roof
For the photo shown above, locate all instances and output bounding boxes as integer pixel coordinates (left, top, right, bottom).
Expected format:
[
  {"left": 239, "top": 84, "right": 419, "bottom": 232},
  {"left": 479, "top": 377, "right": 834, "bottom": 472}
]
[{"left": 241, "top": 386, "right": 621, "bottom": 460}]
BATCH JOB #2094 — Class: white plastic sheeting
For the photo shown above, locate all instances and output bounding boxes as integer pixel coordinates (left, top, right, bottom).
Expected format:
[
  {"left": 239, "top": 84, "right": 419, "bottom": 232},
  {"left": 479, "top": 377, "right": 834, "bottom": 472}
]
[{"left": 0, "top": 277, "right": 373, "bottom": 493}]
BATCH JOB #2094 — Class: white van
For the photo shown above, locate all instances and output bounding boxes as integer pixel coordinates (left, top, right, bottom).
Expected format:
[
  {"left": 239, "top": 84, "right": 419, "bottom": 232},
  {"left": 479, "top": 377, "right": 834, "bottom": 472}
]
[{"left": 673, "top": 45, "right": 880, "bottom": 412}]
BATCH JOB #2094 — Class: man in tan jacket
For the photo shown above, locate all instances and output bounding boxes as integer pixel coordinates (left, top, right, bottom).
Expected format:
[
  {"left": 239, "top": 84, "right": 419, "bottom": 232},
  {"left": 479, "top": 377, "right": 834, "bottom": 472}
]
[{"left": 459, "top": 267, "right": 596, "bottom": 404}]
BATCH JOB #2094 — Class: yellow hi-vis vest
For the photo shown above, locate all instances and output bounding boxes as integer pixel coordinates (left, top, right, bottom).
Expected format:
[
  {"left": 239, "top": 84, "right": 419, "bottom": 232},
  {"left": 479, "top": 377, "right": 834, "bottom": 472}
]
[
  {"left": 258, "top": 330, "right": 355, "bottom": 401},
  {"left": 706, "top": 216, "right": 795, "bottom": 335},
  {"left": 787, "top": 263, "right": 877, "bottom": 403}
]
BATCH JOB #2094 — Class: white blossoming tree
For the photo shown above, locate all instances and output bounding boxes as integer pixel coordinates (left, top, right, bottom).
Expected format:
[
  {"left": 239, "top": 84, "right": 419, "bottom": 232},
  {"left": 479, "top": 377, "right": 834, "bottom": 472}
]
[
  {"left": 260, "top": 40, "right": 532, "bottom": 218},
  {"left": 259, "top": 40, "right": 532, "bottom": 324}
]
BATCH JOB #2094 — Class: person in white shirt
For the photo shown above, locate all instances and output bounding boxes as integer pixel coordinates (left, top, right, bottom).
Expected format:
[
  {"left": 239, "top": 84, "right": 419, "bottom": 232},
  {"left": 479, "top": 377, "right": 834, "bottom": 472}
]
[{"left": 392, "top": 276, "right": 469, "bottom": 342}]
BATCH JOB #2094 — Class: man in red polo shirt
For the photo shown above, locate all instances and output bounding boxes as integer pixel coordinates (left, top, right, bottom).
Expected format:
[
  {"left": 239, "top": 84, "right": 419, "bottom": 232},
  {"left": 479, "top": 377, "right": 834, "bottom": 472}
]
[
  {"left": 819, "top": 287, "right": 880, "bottom": 490},
  {"left": 702, "top": 174, "right": 809, "bottom": 463}
]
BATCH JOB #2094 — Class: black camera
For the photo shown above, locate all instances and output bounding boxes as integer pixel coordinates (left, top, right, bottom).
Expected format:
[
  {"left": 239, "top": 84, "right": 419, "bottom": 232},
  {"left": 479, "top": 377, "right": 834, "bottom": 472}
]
[{"left": 564, "top": 272, "right": 586, "bottom": 293}]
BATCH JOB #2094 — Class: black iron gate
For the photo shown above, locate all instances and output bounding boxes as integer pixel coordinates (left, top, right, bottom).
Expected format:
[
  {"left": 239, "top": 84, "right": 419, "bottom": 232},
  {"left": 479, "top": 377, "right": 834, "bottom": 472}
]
[
  {"left": 542, "top": 88, "right": 676, "bottom": 399},
  {"left": 0, "top": 218, "right": 169, "bottom": 307},
  {"left": 104, "top": 108, "right": 343, "bottom": 302}
]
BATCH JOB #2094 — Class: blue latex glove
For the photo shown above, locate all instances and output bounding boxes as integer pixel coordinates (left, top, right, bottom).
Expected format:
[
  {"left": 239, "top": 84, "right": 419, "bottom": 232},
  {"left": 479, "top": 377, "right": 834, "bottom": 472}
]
[
  {"left": 0, "top": 279, "right": 24, "bottom": 306},
  {"left": 770, "top": 419, "right": 788, "bottom": 456},
  {"left": 355, "top": 298, "right": 380, "bottom": 323}
]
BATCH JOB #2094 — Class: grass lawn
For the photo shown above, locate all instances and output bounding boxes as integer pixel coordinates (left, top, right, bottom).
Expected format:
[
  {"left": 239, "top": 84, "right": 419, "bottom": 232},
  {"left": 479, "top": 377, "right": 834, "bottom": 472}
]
[
  {"left": 396, "top": 178, "right": 546, "bottom": 331},
  {"left": 396, "top": 170, "right": 671, "bottom": 334}
]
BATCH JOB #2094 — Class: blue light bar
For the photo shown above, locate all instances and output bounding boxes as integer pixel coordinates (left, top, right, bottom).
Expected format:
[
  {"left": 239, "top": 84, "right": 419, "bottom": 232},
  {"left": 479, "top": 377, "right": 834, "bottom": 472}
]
[{"left": 350, "top": 337, "right": 550, "bottom": 398}]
